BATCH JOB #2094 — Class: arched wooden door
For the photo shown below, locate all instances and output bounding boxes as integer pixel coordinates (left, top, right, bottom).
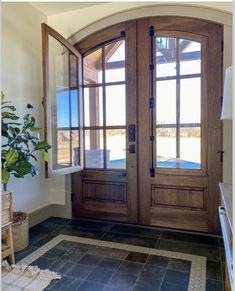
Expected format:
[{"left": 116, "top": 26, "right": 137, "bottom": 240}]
[{"left": 42, "top": 17, "right": 223, "bottom": 233}]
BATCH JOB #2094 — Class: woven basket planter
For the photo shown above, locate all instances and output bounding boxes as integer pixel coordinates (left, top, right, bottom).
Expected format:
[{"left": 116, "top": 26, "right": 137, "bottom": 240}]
[{"left": 12, "top": 212, "right": 29, "bottom": 252}]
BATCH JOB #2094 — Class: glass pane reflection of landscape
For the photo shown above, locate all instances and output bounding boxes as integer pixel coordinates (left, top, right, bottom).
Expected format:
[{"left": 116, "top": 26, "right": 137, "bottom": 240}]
[{"left": 156, "top": 36, "right": 201, "bottom": 170}]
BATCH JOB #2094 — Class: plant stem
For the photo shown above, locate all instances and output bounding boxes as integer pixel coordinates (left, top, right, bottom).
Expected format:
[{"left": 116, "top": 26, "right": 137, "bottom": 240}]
[{"left": 3, "top": 183, "right": 7, "bottom": 191}]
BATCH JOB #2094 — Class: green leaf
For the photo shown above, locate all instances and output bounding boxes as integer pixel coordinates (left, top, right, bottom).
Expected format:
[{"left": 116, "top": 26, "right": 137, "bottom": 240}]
[
  {"left": 34, "top": 141, "right": 51, "bottom": 151},
  {"left": 30, "top": 127, "right": 42, "bottom": 132},
  {"left": 13, "top": 173, "right": 24, "bottom": 178},
  {"left": 5, "top": 149, "right": 19, "bottom": 165},
  {"left": 1, "top": 168, "right": 10, "bottom": 184},
  {"left": 2, "top": 105, "right": 16, "bottom": 111},
  {"left": 2, "top": 112, "right": 19, "bottom": 120},
  {"left": 42, "top": 151, "right": 49, "bottom": 162},
  {"left": 23, "top": 114, "right": 35, "bottom": 128},
  {"left": 8, "top": 126, "right": 20, "bottom": 137},
  {"left": 1, "top": 91, "right": 5, "bottom": 102},
  {"left": 11, "top": 161, "right": 32, "bottom": 176}
]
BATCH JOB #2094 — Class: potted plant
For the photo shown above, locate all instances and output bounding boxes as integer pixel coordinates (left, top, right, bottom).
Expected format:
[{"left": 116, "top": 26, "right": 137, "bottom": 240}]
[{"left": 1, "top": 92, "right": 51, "bottom": 251}]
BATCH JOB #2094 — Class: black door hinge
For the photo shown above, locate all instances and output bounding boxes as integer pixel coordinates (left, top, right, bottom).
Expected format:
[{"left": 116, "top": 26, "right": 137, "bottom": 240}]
[
  {"left": 150, "top": 167, "right": 155, "bottom": 177},
  {"left": 217, "top": 150, "right": 224, "bottom": 162},
  {"left": 120, "top": 31, "right": 126, "bottom": 37},
  {"left": 149, "top": 98, "right": 155, "bottom": 108},
  {"left": 42, "top": 97, "right": 44, "bottom": 107},
  {"left": 149, "top": 26, "right": 155, "bottom": 36},
  {"left": 150, "top": 64, "right": 155, "bottom": 71},
  {"left": 71, "top": 192, "right": 73, "bottom": 202},
  {"left": 150, "top": 136, "right": 155, "bottom": 142},
  {"left": 221, "top": 40, "right": 224, "bottom": 53}
]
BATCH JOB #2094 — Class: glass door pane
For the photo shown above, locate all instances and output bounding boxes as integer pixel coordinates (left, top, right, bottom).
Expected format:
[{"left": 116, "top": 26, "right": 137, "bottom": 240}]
[
  {"left": 155, "top": 35, "right": 202, "bottom": 170},
  {"left": 42, "top": 23, "right": 84, "bottom": 177}
]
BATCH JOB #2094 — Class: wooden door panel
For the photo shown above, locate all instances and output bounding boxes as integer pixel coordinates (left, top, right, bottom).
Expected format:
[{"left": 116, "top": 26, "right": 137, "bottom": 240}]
[
  {"left": 150, "top": 207, "right": 208, "bottom": 232},
  {"left": 151, "top": 185, "right": 206, "bottom": 210}
]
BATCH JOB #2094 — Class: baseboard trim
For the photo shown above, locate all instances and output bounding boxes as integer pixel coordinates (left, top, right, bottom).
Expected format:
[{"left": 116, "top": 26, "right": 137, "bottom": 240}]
[
  {"left": 28, "top": 204, "right": 71, "bottom": 228},
  {"left": 28, "top": 205, "right": 51, "bottom": 228}
]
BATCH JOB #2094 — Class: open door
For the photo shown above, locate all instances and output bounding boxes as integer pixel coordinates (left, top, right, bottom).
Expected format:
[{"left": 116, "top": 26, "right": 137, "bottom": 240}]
[{"left": 42, "top": 23, "right": 84, "bottom": 177}]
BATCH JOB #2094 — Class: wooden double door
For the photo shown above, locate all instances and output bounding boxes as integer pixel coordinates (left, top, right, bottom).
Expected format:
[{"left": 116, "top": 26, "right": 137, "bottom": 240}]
[{"left": 62, "top": 17, "right": 222, "bottom": 234}]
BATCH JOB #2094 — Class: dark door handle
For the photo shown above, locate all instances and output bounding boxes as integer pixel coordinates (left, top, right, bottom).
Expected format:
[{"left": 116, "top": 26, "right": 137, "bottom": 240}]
[{"left": 128, "top": 124, "right": 135, "bottom": 142}]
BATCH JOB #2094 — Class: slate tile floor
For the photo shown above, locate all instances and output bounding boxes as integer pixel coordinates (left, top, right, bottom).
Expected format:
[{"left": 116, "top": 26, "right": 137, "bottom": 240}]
[{"left": 15, "top": 217, "right": 225, "bottom": 291}]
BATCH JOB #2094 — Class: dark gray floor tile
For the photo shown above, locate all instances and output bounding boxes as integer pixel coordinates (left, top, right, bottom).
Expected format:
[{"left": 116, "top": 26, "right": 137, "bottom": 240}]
[
  {"left": 103, "top": 232, "right": 157, "bottom": 248},
  {"left": 71, "top": 219, "right": 113, "bottom": 232},
  {"left": 45, "top": 217, "right": 70, "bottom": 225},
  {"left": 15, "top": 245, "right": 38, "bottom": 262},
  {"left": 110, "top": 224, "right": 162, "bottom": 238},
  {"left": 43, "top": 248, "right": 67, "bottom": 260},
  {"left": 30, "top": 222, "right": 57, "bottom": 235},
  {"left": 77, "top": 280, "right": 104, "bottom": 291},
  {"left": 117, "top": 261, "right": 143, "bottom": 275},
  {"left": 66, "top": 263, "right": 93, "bottom": 279},
  {"left": 106, "top": 248, "right": 129, "bottom": 259},
  {"left": 49, "top": 275, "right": 81, "bottom": 290},
  {"left": 98, "top": 257, "right": 122, "bottom": 271},
  {"left": 73, "top": 242, "right": 95, "bottom": 253},
  {"left": 161, "top": 231, "right": 219, "bottom": 246},
  {"left": 86, "top": 266, "right": 113, "bottom": 283},
  {"left": 55, "top": 240, "right": 84, "bottom": 250},
  {"left": 126, "top": 251, "right": 148, "bottom": 263},
  {"left": 156, "top": 239, "right": 220, "bottom": 262},
  {"left": 139, "top": 264, "right": 166, "bottom": 281},
  {"left": 78, "top": 254, "right": 101, "bottom": 266},
  {"left": 102, "top": 286, "right": 124, "bottom": 291},
  {"left": 59, "top": 227, "right": 105, "bottom": 239},
  {"left": 206, "top": 261, "right": 222, "bottom": 280},
  {"left": 163, "top": 269, "right": 189, "bottom": 286},
  {"left": 160, "top": 281, "right": 188, "bottom": 291},
  {"left": 32, "top": 233, "right": 58, "bottom": 247},
  {"left": 133, "top": 277, "right": 162, "bottom": 290},
  {"left": 87, "top": 246, "right": 110, "bottom": 256},
  {"left": 146, "top": 255, "right": 169, "bottom": 268},
  {"left": 49, "top": 260, "right": 75, "bottom": 275},
  {"left": 60, "top": 249, "right": 84, "bottom": 263},
  {"left": 206, "top": 279, "right": 223, "bottom": 291},
  {"left": 31, "top": 257, "right": 56, "bottom": 269},
  {"left": 109, "top": 272, "right": 137, "bottom": 289},
  {"left": 167, "top": 258, "right": 191, "bottom": 272},
  {"left": 29, "top": 231, "right": 49, "bottom": 245}
]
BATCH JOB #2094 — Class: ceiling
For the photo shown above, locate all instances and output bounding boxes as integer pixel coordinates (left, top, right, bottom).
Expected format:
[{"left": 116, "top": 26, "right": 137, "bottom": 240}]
[
  {"left": 30, "top": 1, "right": 232, "bottom": 16},
  {"left": 30, "top": 2, "right": 108, "bottom": 16}
]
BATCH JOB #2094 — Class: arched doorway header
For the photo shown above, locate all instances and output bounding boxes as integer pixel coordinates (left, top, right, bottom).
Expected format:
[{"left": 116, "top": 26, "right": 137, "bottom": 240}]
[{"left": 68, "top": 4, "right": 232, "bottom": 45}]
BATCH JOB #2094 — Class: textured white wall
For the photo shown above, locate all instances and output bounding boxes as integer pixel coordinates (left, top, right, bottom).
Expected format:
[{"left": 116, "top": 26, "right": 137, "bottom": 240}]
[{"left": 2, "top": 3, "right": 66, "bottom": 212}]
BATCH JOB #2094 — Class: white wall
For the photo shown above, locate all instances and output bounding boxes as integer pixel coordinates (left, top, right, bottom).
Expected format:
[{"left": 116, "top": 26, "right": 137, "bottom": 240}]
[{"left": 2, "top": 3, "right": 66, "bottom": 213}]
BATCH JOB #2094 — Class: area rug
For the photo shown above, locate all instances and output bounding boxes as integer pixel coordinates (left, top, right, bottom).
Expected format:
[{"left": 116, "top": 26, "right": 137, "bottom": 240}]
[
  {"left": 2, "top": 260, "right": 61, "bottom": 291},
  {"left": 17, "top": 234, "right": 206, "bottom": 291}
]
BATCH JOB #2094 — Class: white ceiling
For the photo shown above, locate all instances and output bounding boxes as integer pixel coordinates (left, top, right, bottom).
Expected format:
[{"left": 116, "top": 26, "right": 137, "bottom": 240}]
[
  {"left": 30, "top": 2, "right": 108, "bottom": 16},
  {"left": 30, "top": 1, "right": 232, "bottom": 16}
]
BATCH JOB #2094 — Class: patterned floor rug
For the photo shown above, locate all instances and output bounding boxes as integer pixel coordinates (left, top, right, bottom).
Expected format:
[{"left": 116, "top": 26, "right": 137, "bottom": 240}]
[
  {"left": 2, "top": 260, "right": 61, "bottom": 291},
  {"left": 17, "top": 234, "right": 206, "bottom": 291}
]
